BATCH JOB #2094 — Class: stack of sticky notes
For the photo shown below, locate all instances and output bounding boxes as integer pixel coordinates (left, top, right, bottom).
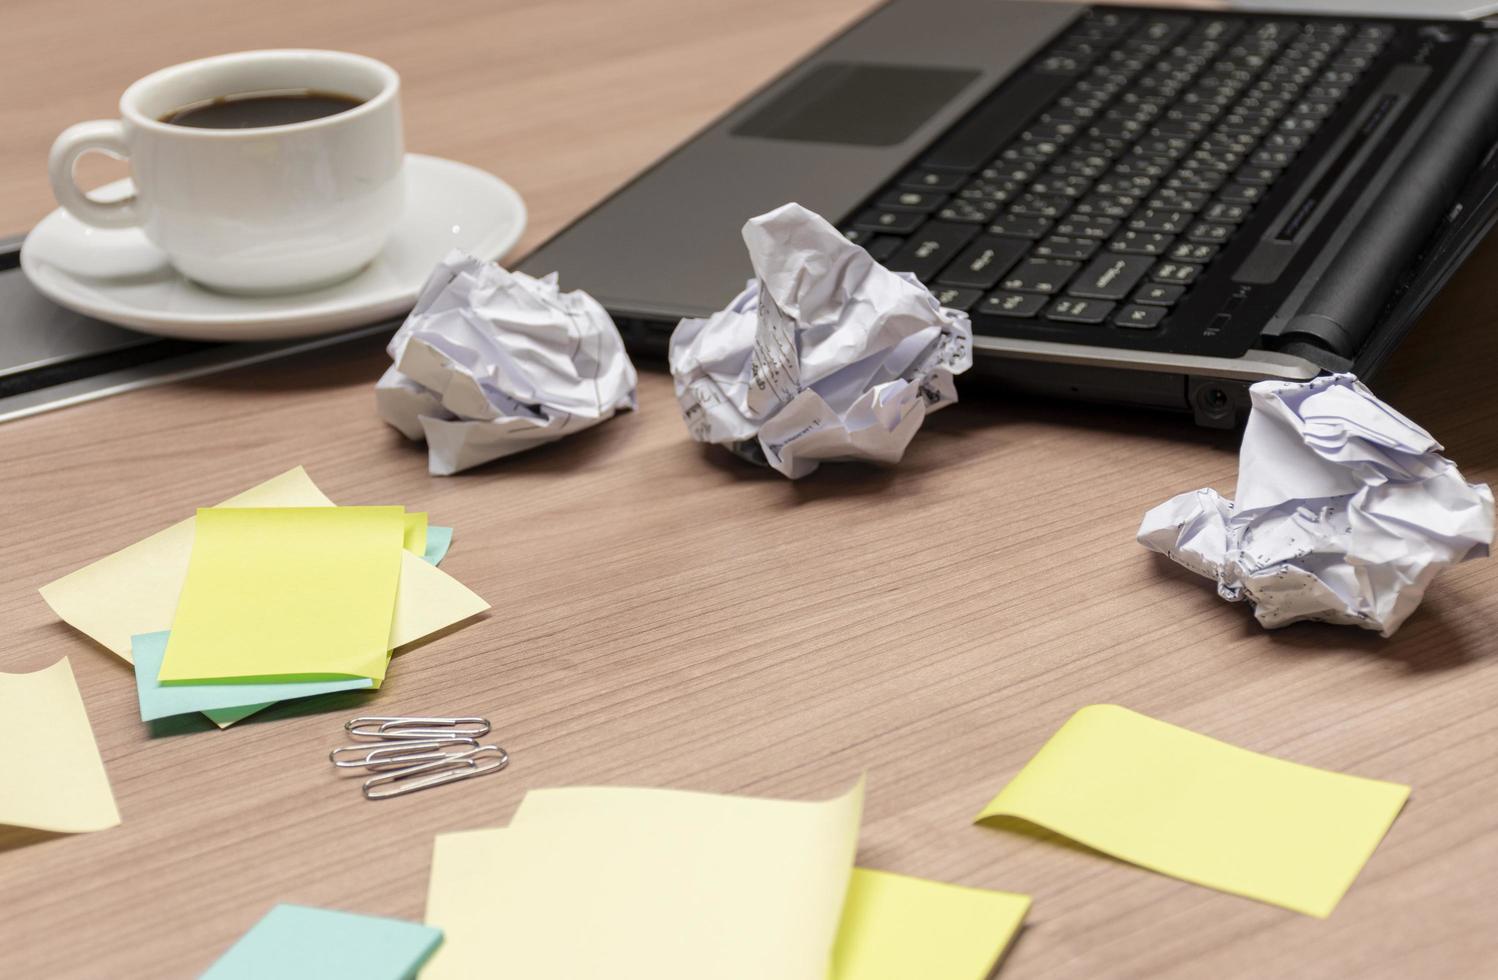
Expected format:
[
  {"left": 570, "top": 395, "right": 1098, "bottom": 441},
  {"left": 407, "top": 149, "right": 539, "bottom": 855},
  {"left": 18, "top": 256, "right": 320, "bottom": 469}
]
[
  {"left": 39, "top": 467, "right": 488, "bottom": 728},
  {"left": 424, "top": 778, "right": 1031, "bottom": 979}
]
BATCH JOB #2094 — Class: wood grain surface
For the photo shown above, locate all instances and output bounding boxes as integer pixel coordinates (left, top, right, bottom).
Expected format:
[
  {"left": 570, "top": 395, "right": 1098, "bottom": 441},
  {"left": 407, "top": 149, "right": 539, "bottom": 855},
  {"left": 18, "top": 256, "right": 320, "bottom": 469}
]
[{"left": 2, "top": 1, "right": 1496, "bottom": 977}]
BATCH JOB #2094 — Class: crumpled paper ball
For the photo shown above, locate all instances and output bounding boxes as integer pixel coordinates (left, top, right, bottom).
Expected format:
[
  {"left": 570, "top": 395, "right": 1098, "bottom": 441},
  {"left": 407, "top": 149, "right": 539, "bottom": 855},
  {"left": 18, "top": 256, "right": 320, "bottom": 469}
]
[
  {"left": 667, "top": 202, "right": 973, "bottom": 478},
  {"left": 1138, "top": 373, "right": 1493, "bottom": 636},
  {"left": 376, "top": 250, "right": 637, "bottom": 475}
]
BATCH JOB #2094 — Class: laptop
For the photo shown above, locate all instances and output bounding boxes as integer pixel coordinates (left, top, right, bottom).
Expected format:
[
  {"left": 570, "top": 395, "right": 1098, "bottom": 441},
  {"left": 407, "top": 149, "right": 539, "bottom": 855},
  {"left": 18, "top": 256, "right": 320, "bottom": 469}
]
[{"left": 517, "top": 1, "right": 1498, "bottom": 427}]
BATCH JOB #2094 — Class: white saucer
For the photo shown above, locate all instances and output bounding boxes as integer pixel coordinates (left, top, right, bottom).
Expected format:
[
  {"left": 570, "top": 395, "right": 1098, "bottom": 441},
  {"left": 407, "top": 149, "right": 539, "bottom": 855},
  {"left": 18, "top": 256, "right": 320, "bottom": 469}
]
[{"left": 19, "top": 153, "right": 526, "bottom": 342}]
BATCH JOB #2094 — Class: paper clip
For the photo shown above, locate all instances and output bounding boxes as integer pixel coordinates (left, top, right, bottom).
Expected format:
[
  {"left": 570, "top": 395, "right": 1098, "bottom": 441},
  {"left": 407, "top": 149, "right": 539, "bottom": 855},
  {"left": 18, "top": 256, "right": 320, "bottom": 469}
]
[
  {"left": 345, "top": 716, "right": 491, "bottom": 740},
  {"left": 329, "top": 737, "right": 480, "bottom": 770},
  {"left": 362, "top": 745, "right": 510, "bottom": 800}
]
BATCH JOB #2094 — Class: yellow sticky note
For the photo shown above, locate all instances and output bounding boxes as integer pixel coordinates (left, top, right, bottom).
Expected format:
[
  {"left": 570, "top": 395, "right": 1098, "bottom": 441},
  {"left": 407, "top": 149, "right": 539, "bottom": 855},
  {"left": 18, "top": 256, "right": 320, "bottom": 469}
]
[
  {"left": 160, "top": 507, "right": 404, "bottom": 685},
  {"left": 37, "top": 467, "right": 489, "bottom": 665},
  {"left": 403, "top": 512, "right": 428, "bottom": 556},
  {"left": 976, "top": 705, "right": 1409, "bottom": 917},
  {"left": 38, "top": 467, "right": 331, "bottom": 662},
  {"left": 0, "top": 658, "right": 120, "bottom": 833},
  {"left": 424, "top": 780, "right": 865, "bottom": 979},
  {"left": 831, "top": 869, "right": 1029, "bottom": 980}
]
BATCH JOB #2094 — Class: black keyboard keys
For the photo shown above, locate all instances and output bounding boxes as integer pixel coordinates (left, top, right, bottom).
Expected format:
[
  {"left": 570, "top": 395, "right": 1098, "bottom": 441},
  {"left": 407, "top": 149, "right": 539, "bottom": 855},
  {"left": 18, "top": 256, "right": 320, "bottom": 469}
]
[
  {"left": 998, "top": 257, "right": 1079, "bottom": 295},
  {"left": 897, "top": 168, "right": 965, "bottom": 193},
  {"left": 851, "top": 209, "right": 924, "bottom": 234},
  {"left": 1116, "top": 304, "right": 1167, "bottom": 329},
  {"left": 937, "top": 235, "right": 1029, "bottom": 289},
  {"left": 931, "top": 286, "right": 983, "bottom": 312},
  {"left": 979, "top": 291, "right": 1048, "bottom": 318},
  {"left": 839, "top": 11, "right": 1386, "bottom": 346},
  {"left": 884, "top": 222, "right": 981, "bottom": 282},
  {"left": 1046, "top": 297, "right": 1116, "bottom": 324},
  {"left": 1133, "top": 282, "right": 1186, "bottom": 306},
  {"left": 988, "top": 215, "right": 1053, "bottom": 239},
  {"left": 1069, "top": 254, "right": 1154, "bottom": 299}
]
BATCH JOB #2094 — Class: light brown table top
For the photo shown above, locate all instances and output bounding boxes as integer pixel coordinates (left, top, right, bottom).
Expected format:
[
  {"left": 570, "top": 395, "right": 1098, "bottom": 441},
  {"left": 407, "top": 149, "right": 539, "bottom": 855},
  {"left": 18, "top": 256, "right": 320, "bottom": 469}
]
[{"left": 3, "top": 1, "right": 1497, "bottom": 977}]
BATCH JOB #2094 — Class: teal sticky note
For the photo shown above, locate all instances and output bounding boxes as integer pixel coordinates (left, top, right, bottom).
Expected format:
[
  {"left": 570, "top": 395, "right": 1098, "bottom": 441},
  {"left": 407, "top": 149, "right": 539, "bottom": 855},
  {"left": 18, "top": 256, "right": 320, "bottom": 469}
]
[
  {"left": 202, "top": 904, "right": 443, "bottom": 980},
  {"left": 131, "top": 631, "right": 372, "bottom": 723},
  {"left": 424, "top": 525, "right": 453, "bottom": 565}
]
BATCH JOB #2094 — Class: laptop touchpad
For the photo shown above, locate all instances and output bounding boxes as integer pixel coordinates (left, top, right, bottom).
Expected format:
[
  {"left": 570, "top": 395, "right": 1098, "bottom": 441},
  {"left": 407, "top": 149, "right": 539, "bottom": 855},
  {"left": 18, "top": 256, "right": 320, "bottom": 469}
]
[{"left": 731, "top": 63, "right": 978, "bottom": 147}]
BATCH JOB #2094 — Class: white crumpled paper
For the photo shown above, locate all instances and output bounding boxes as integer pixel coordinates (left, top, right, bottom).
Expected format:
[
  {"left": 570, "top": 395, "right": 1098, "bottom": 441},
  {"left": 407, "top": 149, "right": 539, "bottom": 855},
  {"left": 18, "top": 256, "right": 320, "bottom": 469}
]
[
  {"left": 1139, "top": 373, "right": 1493, "bottom": 636},
  {"left": 667, "top": 202, "right": 973, "bottom": 478},
  {"left": 376, "top": 251, "right": 637, "bottom": 475}
]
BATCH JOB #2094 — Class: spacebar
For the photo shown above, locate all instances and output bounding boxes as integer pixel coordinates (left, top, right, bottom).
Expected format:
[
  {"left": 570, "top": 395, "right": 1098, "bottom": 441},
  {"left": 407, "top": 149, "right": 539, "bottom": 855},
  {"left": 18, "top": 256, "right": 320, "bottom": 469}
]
[{"left": 920, "top": 71, "right": 1074, "bottom": 173}]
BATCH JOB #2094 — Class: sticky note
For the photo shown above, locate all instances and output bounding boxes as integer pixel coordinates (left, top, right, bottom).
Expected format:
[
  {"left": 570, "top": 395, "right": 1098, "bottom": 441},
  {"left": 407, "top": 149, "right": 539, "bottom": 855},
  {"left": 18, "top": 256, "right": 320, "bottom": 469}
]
[
  {"left": 130, "top": 632, "right": 371, "bottom": 722},
  {"left": 403, "top": 512, "right": 428, "bottom": 556},
  {"left": 201, "top": 904, "right": 442, "bottom": 980},
  {"left": 159, "top": 506, "right": 404, "bottom": 685},
  {"left": 831, "top": 868, "right": 1029, "bottom": 980},
  {"left": 423, "top": 525, "right": 453, "bottom": 565},
  {"left": 0, "top": 658, "right": 120, "bottom": 833},
  {"left": 38, "top": 467, "right": 489, "bottom": 667},
  {"left": 424, "top": 780, "right": 864, "bottom": 979},
  {"left": 975, "top": 705, "right": 1410, "bottom": 917}
]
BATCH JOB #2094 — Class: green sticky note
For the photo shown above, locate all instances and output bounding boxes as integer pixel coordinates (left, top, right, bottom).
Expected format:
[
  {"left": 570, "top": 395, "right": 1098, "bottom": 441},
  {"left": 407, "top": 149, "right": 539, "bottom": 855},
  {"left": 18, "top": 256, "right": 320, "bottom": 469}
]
[
  {"left": 424, "top": 526, "right": 453, "bottom": 565},
  {"left": 202, "top": 904, "right": 442, "bottom": 980},
  {"left": 131, "top": 632, "right": 371, "bottom": 723}
]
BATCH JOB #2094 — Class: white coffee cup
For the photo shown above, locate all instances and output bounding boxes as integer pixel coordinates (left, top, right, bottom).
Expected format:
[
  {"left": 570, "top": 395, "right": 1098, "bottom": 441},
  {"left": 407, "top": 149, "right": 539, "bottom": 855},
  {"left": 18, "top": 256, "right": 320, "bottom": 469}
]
[{"left": 48, "top": 49, "right": 405, "bottom": 295}]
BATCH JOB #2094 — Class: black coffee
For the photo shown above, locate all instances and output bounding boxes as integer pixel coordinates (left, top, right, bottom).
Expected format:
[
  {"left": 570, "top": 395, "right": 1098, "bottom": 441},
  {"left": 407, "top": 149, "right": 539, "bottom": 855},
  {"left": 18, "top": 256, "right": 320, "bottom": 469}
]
[{"left": 160, "top": 90, "right": 363, "bottom": 129}]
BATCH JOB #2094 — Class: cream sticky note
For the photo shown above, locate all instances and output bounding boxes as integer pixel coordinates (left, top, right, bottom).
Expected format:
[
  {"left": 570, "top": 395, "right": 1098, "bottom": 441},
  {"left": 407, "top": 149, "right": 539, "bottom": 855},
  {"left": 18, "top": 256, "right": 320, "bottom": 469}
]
[
  {"left": 976, "top": 705, "right": 1410, "bottom": 917},
  {"left": 0, "top": 658, "right": 120, "bottom": 833},
  {"left": 831, "top": 869, "right": 1029, "bottom": 980},
  {"left": 159, "top": 507, "right": 405, "bottom": 685},
  {"left": 403, "top": 512, "right": 428, "bottom": 556},
  {"left": 424, "top": 780, "right": 864, "bottom": 979},
  {"left": 37, "top": 467, "right": 489, "bottom": 667}
]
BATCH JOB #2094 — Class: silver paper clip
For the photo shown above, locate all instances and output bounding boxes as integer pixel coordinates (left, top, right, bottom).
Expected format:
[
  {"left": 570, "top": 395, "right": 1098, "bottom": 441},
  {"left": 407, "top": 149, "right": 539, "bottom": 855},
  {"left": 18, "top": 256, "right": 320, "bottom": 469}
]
[
  {"left": 329, "top": 737, "right": 480, "bottom": 770},
  {"left": 362, "top": 745, "right": 510, "bottom": 800},
  {"left": 344, "top": 716, "right": 491, "bottom": 740}
]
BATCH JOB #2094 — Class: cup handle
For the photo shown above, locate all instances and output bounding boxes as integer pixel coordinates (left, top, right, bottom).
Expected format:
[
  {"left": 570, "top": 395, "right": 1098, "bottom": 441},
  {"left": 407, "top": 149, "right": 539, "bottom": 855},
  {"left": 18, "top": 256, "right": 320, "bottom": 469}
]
[{"left": 48, "top": 120, "right": 141, "bottom": 229}]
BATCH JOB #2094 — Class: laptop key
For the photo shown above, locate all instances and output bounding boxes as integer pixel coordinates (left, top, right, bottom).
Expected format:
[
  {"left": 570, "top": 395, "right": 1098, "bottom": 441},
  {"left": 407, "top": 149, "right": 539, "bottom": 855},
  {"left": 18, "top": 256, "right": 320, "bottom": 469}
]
[
  {"left": 1055, "top": 216, "right": 1119, "bottom": 239},
  {"left": 1034, "top": 235, "right": 1101, "bottom": 261},
  {"left": 1147, "top": 189, "right": 1209, "bottom": 212},
  {"left": 1069, "top": 254, "right": 1153, "bottom": 300},
  {"left": 998, "top": 257, "right": 1080, "bottom": 295},
  {"left": 1186, "top": 221, "right": 1234, "bottom": 245},
  {"left": 937, "top": 199, "right": 999, "bottom": 224},
  {"left": 1129, "top": 209, "right": 1191, "bottom": 234},
  {"left": 1115, "top": 304, "right": 1166, "bottom": 329},
  {"left": 851, "top": 209, "right": 924, "bottom": 234},
  {"left": 1150, "top": 260, "right": 1200, "bottom": 284},
  {"left": 937, "top": 236, "right": 1030, "bottom": 289},
  {"left": 877, "top": 190, "right": 946, "bottom": 213},
  {"left": 884, "top": 222, "right": 981, "bottom": 282},
  {"left": 898, "top": 169, "right": 965, "bottom": 193},
  {"left": 1045, "top": 297, "right": 1116, "bottom": 324},
  {"left": 1218, "top": 183, "right": 1266, "bottom": 205},
  {"left": 931, "top": 286, "right": 983, "bottom": 312},
  {"left": 1169, "top": 241, "right": 1219, "bottom": 263},
  {"left": 1132, "top": 282, "right": 1185, "bottom": 306},
  {"left": 978, "top": 291, "right": 1048, "bottom": 318},
  {"left": 988, "top": 214, "right": 1053, "bottom": 239},
  {"left": 1111, "top": 231, "right": 1175, "bottom": 256},
  {"left": 864, "top": 235, "right": 902, "bottom": 263}
]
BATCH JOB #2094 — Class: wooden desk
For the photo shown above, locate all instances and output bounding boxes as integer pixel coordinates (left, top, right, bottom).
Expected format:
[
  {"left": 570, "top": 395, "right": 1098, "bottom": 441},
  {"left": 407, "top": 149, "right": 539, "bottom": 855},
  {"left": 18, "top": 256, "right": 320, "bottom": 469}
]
[{"left": 3, "top": 2, "right": 1496, "bottom": 976}]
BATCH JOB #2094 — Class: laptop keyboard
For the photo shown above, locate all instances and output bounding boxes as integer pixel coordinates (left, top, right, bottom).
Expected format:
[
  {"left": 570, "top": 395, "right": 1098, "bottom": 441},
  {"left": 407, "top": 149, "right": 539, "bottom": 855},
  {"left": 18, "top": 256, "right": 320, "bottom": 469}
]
[{"left": 841, "top": 10, "right": 1391, "bottom": 334}]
